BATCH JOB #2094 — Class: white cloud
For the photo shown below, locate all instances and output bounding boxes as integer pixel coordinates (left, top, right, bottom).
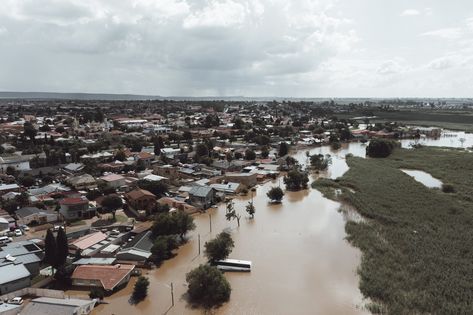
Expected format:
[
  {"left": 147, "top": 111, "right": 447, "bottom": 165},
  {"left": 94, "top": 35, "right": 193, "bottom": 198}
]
[
  {"left": 401, "top": 9, "right": 420, "bottom": 17},
  {"left": 1, "top": 0, "right": 473, "bottom": 97},
  {"left": 183, "top": 0, "right": 248, "bottom": 29},
  {"left": 376, "top": 60, "right": 407, "bottom": 75},
  {"left": 421, "top": 27, "right": 463, "bottom": 39}
]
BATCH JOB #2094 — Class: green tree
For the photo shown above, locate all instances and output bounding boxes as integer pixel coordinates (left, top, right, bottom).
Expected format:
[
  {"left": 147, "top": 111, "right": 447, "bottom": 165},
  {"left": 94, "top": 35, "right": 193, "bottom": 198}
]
[
  {"left": 278, "top": 142, "right": 289, "bottom": 157},
  {"left": 152, "top": 211, "right": 195, "bottom": 240},
  {"left": 366, "top": 139, "right": 398, "bottom": 158},
  {"left": 174, "top": 210, "right": 196, "bottom": 240},
  {"left": 310, "top": 154, "right": 331, "bottom": 170},
  {"left": 261, "top": 147, "right": 269, "bottom": 159},
  {"left": 150, "top": 235, "right": 178, "bottom": 266},
  {"left": 101, "top": 194, "right": 123, "bottom": 220},
  {"left": 267, "top": 186, "right": 284, "bottom": 203},
  {"left": 245, "top": 201, "right": 255, "bottom": 219},
  {"left": 186, "top": 265, "right": 231, "bottom": 308},
  {"left": 44, "top": 229, "right": 57, "bottom": 269},
  {"left": 23, "top": 121, "right": 37, "bottom": 141},
  {"left": 132, "top": 276, "right": 150, "bottom": 303},
  {"left": 244, "top": 149, "right": 256, "bottom": 160},
  {"left": 114, "top": 149, "right": 126, "bottom": 161},
  {"left": 204, "top": 232, "right": 234, "bottom": 262},
  {"left": 137, "top": 180, "right": 168, "bottom": 197},
  {"left": 195, "top": 143, "right": 209, "bottom": 158},
  {"left": 225, "top": 200, "right": 241, "bottom": 227},
  {"left": 283, "top": 169, "right": 309, "bottom": 190},
  {"left": 19, "top": 175, "right": 35, "bottom": 187},
  {"left": 56, "top": 227, "right": 68, "bottom": 267}
]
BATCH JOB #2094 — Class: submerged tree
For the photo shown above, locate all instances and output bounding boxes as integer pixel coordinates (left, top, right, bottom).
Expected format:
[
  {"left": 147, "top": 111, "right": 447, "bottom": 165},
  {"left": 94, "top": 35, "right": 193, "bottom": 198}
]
[
  {"left": 186, "top": 265, "right": 231, "bottom": 308},
  {"left": 267, "top": 186, "right": 284, "bottom": 203},
  {"left": 225, "top": 200, "right": 241, "bottom": 227},
  {"left": 283, "top": 169, "right": 309, "bottom": 190},
  {"left": 310, "top": 154, "right": 331, "bottom": 170},
  {"left": 204, "top": 231, "right": 234, "bottom": 262},
  {"left": 132, "top": 276, "right": 150, "bottom": 303},
  {"left": 245, "top": 201, "right": 255, "bottom": 219}
]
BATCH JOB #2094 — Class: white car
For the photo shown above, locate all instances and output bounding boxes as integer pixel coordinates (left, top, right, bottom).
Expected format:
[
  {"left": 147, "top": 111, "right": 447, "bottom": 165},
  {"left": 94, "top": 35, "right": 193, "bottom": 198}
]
[
  {"left": 14, "top": 229, "right": 22, "bottom": 237},
  {"left": 8, "top": 297, "right": 23, "bottom": 305}
]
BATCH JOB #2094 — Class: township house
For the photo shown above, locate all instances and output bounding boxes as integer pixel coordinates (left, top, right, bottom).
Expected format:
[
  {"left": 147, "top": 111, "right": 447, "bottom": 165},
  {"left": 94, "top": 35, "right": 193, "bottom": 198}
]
[
  {"left": 0, "top": 240, "right": 43, "bottom": 294},
  {"left": 16, "top": 206, "right": 58, "bottom": 225},
  {"left": 20, "top": 297, "right": 97, "bottom": 315},
  {"left": 71, "top": 264, "right": 135, "bottom": 292},
  {"left": 124, "top": 188, "right": 156, "bottom": 211},
  {"left": 60, "top": 197, "right": 96, "bottom": 221},
  {"left": 188, "top": 186, "right": 216, "bottom": 210},
  {"left": 98, "top": 174, "right": 127, "bottom": 190},
  {"left": 116, "top": 230, "right": 153, "bottom": 263}
]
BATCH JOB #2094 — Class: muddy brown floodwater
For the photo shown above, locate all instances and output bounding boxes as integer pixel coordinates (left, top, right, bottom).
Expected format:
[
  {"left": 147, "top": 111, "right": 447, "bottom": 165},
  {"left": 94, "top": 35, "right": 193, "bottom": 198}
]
[{"left": 87, "top": 142, "right": 371, "bottom": 315}]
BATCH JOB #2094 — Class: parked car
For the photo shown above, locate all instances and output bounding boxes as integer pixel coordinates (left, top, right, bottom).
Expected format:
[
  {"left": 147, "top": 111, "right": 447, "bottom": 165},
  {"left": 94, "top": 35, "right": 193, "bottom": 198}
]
[
  {"left": 14, "top": 229, "right": 22, "bottom": 237},
  {"left": 19, "top": 225, "right": 30, "bottom": 231},
  {"left": 53, "top": 225, "right": 63, "bottom": 231},
  {"left": 0, "top": 236, "right": 13, "bottom": 243},
  {"left": 8, "top": 297, "right": 23, "bottom": 305}
]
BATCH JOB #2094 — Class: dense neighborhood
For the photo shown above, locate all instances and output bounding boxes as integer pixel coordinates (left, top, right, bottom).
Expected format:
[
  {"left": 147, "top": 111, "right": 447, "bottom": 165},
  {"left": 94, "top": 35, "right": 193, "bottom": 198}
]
[{"left": 0, "top": 98, "right": 449, "bottom": 313}]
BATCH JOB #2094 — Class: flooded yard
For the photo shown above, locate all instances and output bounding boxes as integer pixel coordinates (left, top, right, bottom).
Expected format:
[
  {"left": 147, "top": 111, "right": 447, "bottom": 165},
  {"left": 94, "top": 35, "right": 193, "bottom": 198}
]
[{"left": 401, "top": 169, "right": 443, "bottom": 188}]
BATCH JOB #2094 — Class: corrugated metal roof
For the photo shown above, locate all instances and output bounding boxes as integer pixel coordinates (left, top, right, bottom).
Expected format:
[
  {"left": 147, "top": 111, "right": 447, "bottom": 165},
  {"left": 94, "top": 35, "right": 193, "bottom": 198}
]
[{"left": 0, "top": 263, "right": 30, "bottom": 284}]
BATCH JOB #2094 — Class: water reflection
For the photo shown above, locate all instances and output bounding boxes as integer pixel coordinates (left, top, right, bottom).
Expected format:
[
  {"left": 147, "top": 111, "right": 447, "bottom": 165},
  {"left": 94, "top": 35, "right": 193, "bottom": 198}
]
[{"left": 401, "top": 169, "right": 443, "bottom": 188}]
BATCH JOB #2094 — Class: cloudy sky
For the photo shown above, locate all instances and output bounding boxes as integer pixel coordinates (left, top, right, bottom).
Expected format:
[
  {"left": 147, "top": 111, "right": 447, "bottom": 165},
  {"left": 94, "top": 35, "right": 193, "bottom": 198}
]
[{"left": 1, "top": 0, "right": 473, "bottom": 97}]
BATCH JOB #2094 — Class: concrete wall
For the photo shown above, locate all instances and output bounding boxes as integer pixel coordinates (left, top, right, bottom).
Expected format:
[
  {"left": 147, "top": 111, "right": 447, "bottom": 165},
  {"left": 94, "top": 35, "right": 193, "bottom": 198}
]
[{"left": 0, "top": 277, "right": 30, "bottom": 295}]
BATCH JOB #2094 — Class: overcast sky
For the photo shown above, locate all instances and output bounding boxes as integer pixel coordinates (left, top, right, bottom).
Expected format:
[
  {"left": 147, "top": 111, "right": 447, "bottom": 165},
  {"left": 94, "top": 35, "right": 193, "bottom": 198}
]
[{"left": 1, "top": 0, "right": 473, "bottom": 97}]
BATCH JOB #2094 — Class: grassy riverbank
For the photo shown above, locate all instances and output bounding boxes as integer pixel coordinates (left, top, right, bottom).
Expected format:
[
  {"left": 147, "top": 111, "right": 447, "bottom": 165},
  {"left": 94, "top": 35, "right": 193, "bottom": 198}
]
[{"left": 313, "top": 147, "right": 473, "bottom": 314}]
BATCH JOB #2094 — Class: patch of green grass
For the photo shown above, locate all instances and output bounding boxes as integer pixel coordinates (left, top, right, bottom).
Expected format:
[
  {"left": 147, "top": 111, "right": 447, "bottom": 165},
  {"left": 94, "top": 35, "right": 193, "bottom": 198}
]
[
  {"left": 317, "top": 147, "right": 473, "bottom": 314},
  {"left": 115, "top": 214, "right": 128, "bottom": 222},
  {"left": 69, "top": 220, "right": 86, "bottom": 226}
]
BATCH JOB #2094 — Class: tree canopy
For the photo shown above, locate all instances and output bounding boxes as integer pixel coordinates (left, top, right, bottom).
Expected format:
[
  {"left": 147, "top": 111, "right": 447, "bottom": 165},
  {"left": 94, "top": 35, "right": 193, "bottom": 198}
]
[
  {"left": 186, "top": 265, "right": 231, "bottom": 308},
  {"left": 267, "top": 186, "right": 284, "bottom": 203},
  {"left": 284, "top": 169, "right": 309, "bottom": 190},
  {"left": 204, "top": 232, "right": 234, "bottom": 262},
  {"left": 152, "top": 211, "right": 196, "bottom": 240},
  {"left": 366, "top": 139, "right": 398, "bottom": 158},
  {"left": 132, "top": 276, "right": 150, "bottom": 303}
]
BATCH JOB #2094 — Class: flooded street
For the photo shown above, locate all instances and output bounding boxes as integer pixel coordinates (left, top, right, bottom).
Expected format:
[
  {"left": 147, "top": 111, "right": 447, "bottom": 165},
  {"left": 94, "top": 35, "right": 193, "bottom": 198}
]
[
  {"left": 90, "top": 131, "right": 470, "bottom": 315},
  {"left": 91, "top": 142, "right": 370, "bottom": 315}
]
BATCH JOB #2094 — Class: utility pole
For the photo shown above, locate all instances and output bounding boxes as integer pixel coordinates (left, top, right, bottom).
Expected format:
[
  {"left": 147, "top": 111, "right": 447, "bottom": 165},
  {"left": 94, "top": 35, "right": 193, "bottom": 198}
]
[
  {"left": 209, "top": 213, "right": 212, "bottom": 233},
  {"left": 198, "top": 234, "right": 201, "bottom": 255},
  {"left": 171, "top": 282, "right": 174, "bottom": 307}
]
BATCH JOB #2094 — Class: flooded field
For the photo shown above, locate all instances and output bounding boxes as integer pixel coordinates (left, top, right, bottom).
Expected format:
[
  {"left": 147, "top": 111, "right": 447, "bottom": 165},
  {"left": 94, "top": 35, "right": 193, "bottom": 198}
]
[
  {"left": 401, "top": 169, "right": 443, "bottom": 188},
  {"left": 89, "top": 130, "right": 470, "bottom": 315}
]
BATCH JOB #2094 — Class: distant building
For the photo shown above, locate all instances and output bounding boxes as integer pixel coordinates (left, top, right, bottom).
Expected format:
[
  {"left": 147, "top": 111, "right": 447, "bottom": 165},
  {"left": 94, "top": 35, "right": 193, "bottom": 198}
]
[
  {"left": 60, "top": 197, "right": 95, "bottom": 221},
  {"left": 0, "top": 240, "right": 43, "bottom": 276},
  {"left": 0, "top": 184, "right": 20, "bottom": 196},
  {"left": 98, "top": 174, "right": 127, "bottom": 190},
  {"left": 116, "top": 231, "right": 154, "bottom": 263},
  {"left": 71, "top": 264, "right": 135, "bottom": 292},
  {"left": 16, "top": 207, "right": 58, "bottom": 225},
  {"left": 66, "top": 174, "right": 97, "bottom": 190},
  {"left": 188, "top": 186, "right": 216, "bottom": 209},
  {"left": 224, "top": 173, "right": 258, "bottom": 187},
  {"left": 124, "top": 188, "right": 156, "bottom": 211},
  {"left": 0, "top": 155, "right": 31, "bottom": 173},
  {"left": 21, "top": 297, "right": 97, "bottom": 315},
  {"left": 0, "top": 263, "right": 31, "bottom": 294}
]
